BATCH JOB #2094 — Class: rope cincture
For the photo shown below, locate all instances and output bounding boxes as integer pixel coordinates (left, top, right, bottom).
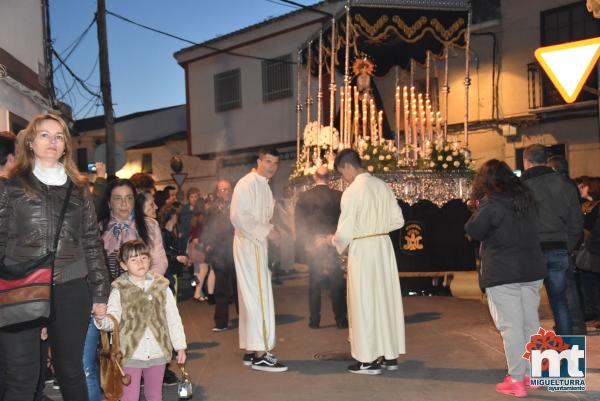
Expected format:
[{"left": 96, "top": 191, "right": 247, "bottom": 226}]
[
  {"left": 254, "top": 245, "right": 270, "bottom": 353},
  {"left": 352, "top": 232, "right": 387, "bottom": 240}
]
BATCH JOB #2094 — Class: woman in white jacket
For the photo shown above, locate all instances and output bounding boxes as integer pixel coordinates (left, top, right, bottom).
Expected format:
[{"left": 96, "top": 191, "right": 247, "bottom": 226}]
[{"left": 95, "top": 240, "right": 187, "bottom": 401}]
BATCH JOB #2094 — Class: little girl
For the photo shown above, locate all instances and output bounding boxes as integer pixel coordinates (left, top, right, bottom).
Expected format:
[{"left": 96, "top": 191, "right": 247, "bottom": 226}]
[{"left": 95, "top": 240, "right": 187, "bottom": 401}]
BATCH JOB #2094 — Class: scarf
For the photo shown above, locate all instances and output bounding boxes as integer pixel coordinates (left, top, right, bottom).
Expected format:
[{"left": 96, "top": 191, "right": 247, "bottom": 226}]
[
  {"left": 102, "top": 213, "right": 139, "bottom": 279},
  {"left": 33, "top": 162, "right": 68, "bottom": 186}
]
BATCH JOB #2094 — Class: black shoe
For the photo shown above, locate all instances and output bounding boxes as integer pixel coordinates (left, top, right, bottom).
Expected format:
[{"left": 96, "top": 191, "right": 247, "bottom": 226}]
[
  {"left": 242, "top": 352, "right": 255, "bottom": 366},
  {"left": 380, "top": 358, "right": 399, "bottom": 371},
  {"left": 272, "top": 278, "right": 284, "bottom": 285},
  {"left": 308, "top": 322, "right": 320, "bottom": 329},
  {"left": 43, "top": 367, "right": 55, "bottom": 385},
  {"left": 162, "top": 368, "right": 178, "bottom": 386},
  {"left": 251, "top": 353, "right": 288, "bottom": 372},
  {"left": 347, "top": 360, "right": 382, "bottom": 375},
  {"left": 336, "top": 319, "right": 349, "bottom": 329},
  {"left": 207, "top": 294, "right": 216, "bottom": 305}
]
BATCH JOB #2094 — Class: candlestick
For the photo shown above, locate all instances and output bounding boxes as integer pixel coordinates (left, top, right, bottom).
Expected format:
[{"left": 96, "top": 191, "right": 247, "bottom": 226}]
[
  {"left": 339, "top": 86, "right": 345, "bottom": 149},
  {"left": 425, "top": 99, "right": 433, "bottom": 142},
  {"left": 395, "top": 86, "right": 400, "bottom": 156},
  {"left": 362, "top": 93, "right": 368, "bottom": 140}
]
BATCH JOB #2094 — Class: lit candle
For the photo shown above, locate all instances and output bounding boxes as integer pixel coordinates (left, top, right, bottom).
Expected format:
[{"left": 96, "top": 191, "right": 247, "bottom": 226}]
[
  {"left": 362, "top": 93, "right": 368, "bottom": 140},
  {"left": 404, "top": 105, "right": 410, "bottom": 148},
  {"left": 369, "top": 98, "right": 376, "bottom": 143},
  {"left": 425, "top": 99, "right": 433, "bottom": 141},
  {"left": 354, "top": 86, "right": 359, "bottom": 145},
  {"left": 378, "top": 111, "right": 383, "bottom": 147},
  {"left": 395, "top": 86, "right": 400, "bottom": 155},
  {"left": 436, "top": 111, "right": 442, "bottom": 140},
  {"left": 339, "top": 87, "right": 345, "bottom": 149}
]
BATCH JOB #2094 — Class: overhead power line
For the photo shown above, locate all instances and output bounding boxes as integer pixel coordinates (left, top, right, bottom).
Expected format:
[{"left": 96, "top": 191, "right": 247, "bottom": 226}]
[
  {"left": 105, "top": 9, "right": 318, "bottom": 64},
  {"left": 52, "top": 48, "right": 101, "bottom": 99}
]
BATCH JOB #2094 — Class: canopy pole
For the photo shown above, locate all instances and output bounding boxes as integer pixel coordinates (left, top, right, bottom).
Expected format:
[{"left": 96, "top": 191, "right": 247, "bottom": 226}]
[
  {"left": 317, "top": 30, "right": 323, "bottom": 161},
  {"left": 343, "top": 0, "right": 351, "bottom": 148},
  {"left": 464, "top": 8, "right": 472, "bottom": 147},
  {"left": 329, "top": 18, "right": 336, "bottom": 152},
  {"left": 306, "top": 41, "right": 313, "bottom": 126},
  {"left": 443, "top": 45, "right": 449, "bottom": 143},
  {"left": 296, "top": 49, "right": 303, "bottom": 168}
]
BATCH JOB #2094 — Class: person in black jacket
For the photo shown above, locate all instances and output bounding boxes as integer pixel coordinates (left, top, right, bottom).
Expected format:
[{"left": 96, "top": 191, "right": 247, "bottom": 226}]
[
  {"left": 522, "top": 144, "right": 583, "bottom": 335},
  {"left": 203, "top": 179, "right": 238, "bottom": 331},
  {"left": 160, "top": 202, "right": 188, "bottom": 296},
  {"left": 0, "top": 113, "right": 109, "bottom": 401},
  {"left": 295, "top": 166, "right": 347, "bottom": 329},
  {"left": 465, "top": 159, "right": 546, "bottom": 398}
]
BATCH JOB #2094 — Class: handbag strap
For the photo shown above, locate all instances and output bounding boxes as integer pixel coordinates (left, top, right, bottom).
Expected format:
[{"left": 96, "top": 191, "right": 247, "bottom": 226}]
[{"left": 52, "top": 182, "right": 74, "bottom": 252}]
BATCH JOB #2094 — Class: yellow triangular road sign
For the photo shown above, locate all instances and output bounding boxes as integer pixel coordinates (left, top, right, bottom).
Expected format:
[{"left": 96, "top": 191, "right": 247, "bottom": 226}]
[{"left": 535, "top": 36, "right": 600, "bottom": 103}]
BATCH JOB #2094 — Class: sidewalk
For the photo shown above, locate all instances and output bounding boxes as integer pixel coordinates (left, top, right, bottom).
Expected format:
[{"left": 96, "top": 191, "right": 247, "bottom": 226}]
[{"left": 45, "top": 275, "right": 599, "bottom": 400}]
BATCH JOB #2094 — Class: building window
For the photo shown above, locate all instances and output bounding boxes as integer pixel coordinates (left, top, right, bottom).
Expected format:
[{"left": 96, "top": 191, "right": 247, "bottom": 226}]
[
  {"left": 262, "top": 54, "right": 293, "bottom": 102},
  {"left": 472, "top": 0, "right": 501, "bottom": 25},
  {"left": 214, "top": 69, "right": 241, "bottom": 112},
  {"left": 539, "top": 1, "right": 599, "bottom": 106},
  {"left": 141, "top": 153, "right": 152, "bottom": 174},
  {"left": 76, "top": 148, "right": 88, "bottom": 172}
]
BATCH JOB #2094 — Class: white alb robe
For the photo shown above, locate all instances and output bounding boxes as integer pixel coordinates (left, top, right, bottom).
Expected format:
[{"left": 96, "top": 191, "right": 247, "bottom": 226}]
[
  {"left": 333, "top": 172, "right": 406, "bottom": 362},
  {"left": 230, "top": 171, "right": 276, "bottom": 352}
]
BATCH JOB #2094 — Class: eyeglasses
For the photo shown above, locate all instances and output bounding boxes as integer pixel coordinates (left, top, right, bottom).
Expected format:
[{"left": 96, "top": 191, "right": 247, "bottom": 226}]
[
  {"left": 111, "top": 195, "right": 134, "bottom": 204},
  {"left": 36, "top": 131, "right": 66, "bottom": 143}
]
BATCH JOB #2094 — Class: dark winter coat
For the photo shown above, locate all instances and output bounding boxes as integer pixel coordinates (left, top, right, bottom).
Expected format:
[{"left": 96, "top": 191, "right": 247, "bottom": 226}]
[
  {"left": 465, "top": 195, "right": 547, "bottom": 289},
  {"left": 0, "top": 175, "right": 110, "bottom": 303},
  {"left": 521, "top": 166, "right": 583, "bottom": 252}
]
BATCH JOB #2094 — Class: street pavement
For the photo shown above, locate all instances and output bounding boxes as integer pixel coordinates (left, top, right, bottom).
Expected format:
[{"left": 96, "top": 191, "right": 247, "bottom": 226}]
[{"left": 45, "top": 273, "right": 599, "bottom": 401}]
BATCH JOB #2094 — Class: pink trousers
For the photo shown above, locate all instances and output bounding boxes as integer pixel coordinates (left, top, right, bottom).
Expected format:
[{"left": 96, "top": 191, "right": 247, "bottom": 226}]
[{"left": 121, "top": 363, "right": 166, "bottom": 401}]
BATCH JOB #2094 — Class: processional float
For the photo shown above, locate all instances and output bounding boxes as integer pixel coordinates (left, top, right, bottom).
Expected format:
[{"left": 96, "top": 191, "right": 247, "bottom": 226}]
[{"left": 292, "top": 0, "right": 474, "bottom": 206}]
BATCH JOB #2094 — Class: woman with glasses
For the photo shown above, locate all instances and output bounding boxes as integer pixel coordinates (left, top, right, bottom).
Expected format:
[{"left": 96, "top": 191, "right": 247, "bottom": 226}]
[{"left": 0, "top": 113, "right": 109, "bottom": 401}]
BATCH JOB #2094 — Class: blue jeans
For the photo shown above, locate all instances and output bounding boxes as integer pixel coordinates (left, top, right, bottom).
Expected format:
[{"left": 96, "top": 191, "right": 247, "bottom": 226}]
[
  {"left": 543, "top": 249, "right": 572, "bottom": 335},
  {"left": 83, "top": 316, "right": 102, "bottom": 401}
]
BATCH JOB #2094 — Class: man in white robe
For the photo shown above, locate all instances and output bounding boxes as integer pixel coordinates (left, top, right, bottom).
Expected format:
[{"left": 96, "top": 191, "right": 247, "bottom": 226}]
[
  {"left": 230, "top": 148, "right": 288, "bottom": 373},
  {"left": 327, "top": 149, "right": 406, "bottom": 375}
]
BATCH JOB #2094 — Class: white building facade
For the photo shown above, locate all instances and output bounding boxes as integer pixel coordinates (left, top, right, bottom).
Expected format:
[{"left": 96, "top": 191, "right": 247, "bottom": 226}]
[{"left": 0, "top": 0, "right": 54, "bottom": 132}]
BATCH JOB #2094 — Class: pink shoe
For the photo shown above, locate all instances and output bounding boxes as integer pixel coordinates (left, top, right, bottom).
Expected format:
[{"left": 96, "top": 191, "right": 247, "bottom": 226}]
[
  {"left": 496, "top": 375, "right": 527, "bottom": 398},
  {"left": 523, "top": 375, "right": 540, "bottom": 389}
]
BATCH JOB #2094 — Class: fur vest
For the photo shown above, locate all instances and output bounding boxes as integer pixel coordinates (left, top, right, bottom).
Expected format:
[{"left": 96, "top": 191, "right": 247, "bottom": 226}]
[{"left": 112, "top": 273, "right": 172, "bottom": 361}]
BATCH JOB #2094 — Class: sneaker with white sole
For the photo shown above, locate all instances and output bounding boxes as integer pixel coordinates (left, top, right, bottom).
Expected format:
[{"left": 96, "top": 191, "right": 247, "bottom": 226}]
[
  {"left": 251, "top": 353, "right": 288, "bottom": 372},
  {"left": 347, "top": 361, "right": 382, "bottom": 375},
  {"left": 242, "top": 352, "right": 255, "bottom": 366},
  {"left": 380, "top": 358, "right": 399, "bottom": 371},
  {"left": 212, "top": 326, "right": 229, "bottom": 332}
]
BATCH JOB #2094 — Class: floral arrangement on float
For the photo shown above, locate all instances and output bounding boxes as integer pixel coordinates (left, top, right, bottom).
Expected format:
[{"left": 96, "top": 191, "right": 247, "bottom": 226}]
[
  {"left": 358, "top": 136, "right": 397, "bottom": 174},
  {"left": 428, "top": 139, "right": 474, "bottom": 172},
  {"left": 289, "top": 122, "right": 339, "bottom": 180}
]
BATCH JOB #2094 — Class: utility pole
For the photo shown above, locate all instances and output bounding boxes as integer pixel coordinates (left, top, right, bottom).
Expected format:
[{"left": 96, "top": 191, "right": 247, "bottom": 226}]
[
  {"left": 41, "top": 0, "right": 56, "bottom": 111},
  {"left": 97, "top": 0, "right": 116, "bottom": 175}
]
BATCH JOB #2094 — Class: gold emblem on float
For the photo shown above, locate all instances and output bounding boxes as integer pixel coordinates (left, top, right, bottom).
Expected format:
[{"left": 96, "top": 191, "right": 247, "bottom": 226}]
[{"left": 403, "top": 223, "right": 424, "bottom": 251}]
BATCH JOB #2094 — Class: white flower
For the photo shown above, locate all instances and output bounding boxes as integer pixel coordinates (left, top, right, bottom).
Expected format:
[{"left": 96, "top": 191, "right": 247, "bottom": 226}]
[
  {"left": 372, "top": 148, "right": 378, "bottom": 155},
  {"left": 367, "top": 165, "right": 374, "bottom": 172},
  {"left": 386, "top": 154, "right": 392, "bottom": 160},
  {"left": 429, "top": 161, "right": 436, "bottom": 168},
  {"left": 391, "top": 147, "right": 397, "bottom": 152},
  {"left": 437, "top": 155, "right": 443, "bottom": 161},
  {"left": 444, "top": 146, "right": 450, "bottom": 152},
  {"left": 379, "top": 155, "right": 385, "bottom": 161},
  {"left": 446, "top": 155, "right": 453, "bottom": 162},
  {"left": 465, "top": 159, "right": 471, "bottom": 165},
  {"left": 453, "top": 161, "right": 460, "bottom": 167},
  {"left": 383, "top": 166, "right": 390, "bottom": 172},
  {"left": 442, "top": 163, "right": 448, "bottom": 169},
  {"left": 452, "top": 151, "right": 459, "bottom": 157},
  {"left": 364, "top": 154, "right": 371, "bottom": 161}
]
